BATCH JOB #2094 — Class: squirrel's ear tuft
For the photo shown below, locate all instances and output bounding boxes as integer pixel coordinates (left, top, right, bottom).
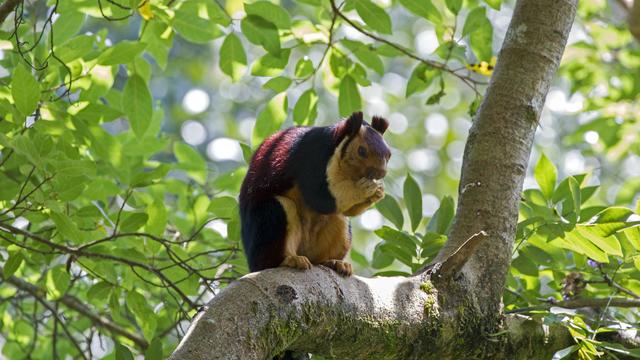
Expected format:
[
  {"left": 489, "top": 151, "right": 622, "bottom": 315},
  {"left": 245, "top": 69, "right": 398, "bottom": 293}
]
[
  {"left": 345, "top": 111, "right": 364, "bottom": 136},
  {"left": 371, "top": 116, "right": 389, "bottom": 134}
]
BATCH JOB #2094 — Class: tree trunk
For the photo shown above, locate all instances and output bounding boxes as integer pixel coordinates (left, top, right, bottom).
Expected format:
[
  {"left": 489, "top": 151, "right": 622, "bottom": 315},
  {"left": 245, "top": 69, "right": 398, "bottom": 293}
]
[
  {"left": 630, "top": 0, "right": 640, "bottom": 42},
  {"left": 170, "top": 0, "right": 578, "bottom": 358}
]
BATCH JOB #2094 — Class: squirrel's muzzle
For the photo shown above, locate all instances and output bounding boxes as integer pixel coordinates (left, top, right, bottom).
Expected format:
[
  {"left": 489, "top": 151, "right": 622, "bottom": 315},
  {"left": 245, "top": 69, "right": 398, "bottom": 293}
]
[{"left": 366, "top": 167, "right": 387, "bottom": 180}]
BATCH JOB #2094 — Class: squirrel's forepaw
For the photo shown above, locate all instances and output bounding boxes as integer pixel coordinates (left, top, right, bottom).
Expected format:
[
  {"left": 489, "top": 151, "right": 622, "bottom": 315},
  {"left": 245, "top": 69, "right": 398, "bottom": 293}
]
[
  {"left": 281, "top": 255, "right": 312, "bottom": 270},
  {"left": 356, "top": 178, "right": 379, "bottom": 197},
  {"left": 322, "top": 260, "right": 353, "bottom": 277},
  {"left": 370, "top": 184, "right": 385, "bottom": 203}
]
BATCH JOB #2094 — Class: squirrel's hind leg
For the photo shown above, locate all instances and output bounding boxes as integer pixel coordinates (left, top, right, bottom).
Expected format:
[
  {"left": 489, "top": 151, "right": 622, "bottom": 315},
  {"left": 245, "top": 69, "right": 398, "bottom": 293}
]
[{"left": 275, "top": 196, "right": 312, "bottom": 270}]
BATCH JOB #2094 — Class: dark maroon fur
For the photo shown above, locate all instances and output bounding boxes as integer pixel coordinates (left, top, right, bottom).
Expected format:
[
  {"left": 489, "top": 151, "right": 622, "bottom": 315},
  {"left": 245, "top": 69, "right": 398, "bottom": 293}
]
[{"left": 371, "top": 116, "right": 389, "bottom": 134}]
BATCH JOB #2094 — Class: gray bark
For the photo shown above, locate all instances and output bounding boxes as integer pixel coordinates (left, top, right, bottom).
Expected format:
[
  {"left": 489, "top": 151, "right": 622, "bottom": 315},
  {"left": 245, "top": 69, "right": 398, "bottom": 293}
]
[
  {"left": 170, "top": 268, "right": 573, "bottom": 360},
  {"left": 630, "top": 0, "right": 640, "bottom": 41},
  {"left": 432, "top": 0, "right": 578, "bottom": 319},
  {"left": 170, "top": 0, "right": 578, "bottom": 358}
]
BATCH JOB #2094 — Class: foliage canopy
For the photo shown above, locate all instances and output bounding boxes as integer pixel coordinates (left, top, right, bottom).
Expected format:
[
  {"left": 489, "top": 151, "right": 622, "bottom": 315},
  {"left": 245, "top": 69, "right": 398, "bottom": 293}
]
[{"left": 0, "top": 0, "right": 639, "bottom": 359}]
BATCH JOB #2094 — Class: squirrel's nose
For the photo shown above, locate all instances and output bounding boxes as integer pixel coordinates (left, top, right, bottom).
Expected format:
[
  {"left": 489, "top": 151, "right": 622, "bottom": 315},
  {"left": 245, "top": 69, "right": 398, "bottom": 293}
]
[{"left": 366, "top": 167, "right": 387, "bottom": 180}]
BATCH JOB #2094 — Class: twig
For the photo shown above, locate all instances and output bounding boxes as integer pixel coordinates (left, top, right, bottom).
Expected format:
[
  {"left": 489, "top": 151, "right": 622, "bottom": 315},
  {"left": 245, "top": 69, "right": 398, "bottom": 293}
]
[
  {"left": 0, "top": 223, "right": 198, "bottom": 308},
  {"left": 505, "top": 297, "right": 640, "bottom": 314},
  {"left": 329, "top": 0, "right": 485, "bottom": 93},
  {"left": 426, "top": 231, "right": 489, "bottom": 278},
  {"left": 3, "top": 275, "right": 149, "bottom": 349}
]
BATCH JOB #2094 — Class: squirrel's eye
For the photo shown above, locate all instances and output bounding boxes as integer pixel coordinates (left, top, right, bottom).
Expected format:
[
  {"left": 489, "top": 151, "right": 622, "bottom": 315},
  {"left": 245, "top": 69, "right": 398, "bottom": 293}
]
[{"left": 357, "top": 146, "right": 367, "bottom": 158}]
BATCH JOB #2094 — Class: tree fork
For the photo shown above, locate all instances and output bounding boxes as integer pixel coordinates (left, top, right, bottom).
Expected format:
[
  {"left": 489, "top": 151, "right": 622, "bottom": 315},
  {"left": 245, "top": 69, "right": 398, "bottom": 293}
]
[{"left": 170, "top": 0, "right": 579, "bottom": 358}]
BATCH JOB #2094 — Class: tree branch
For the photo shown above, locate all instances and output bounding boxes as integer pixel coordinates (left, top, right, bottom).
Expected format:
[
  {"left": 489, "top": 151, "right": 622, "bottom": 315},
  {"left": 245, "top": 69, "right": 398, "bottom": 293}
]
[
  {"left": 0, "top": 0, "right": 21, "bottom": 26},
  {"left": 505, "top": 297, "right": 640, "bottom": 314},
  {"left": 170, "top": 267, "right": 434, "bottom": 360},
  {"left": 3, "top": 275, "right": 149, "bottom": 349},
  {"left": 0, "top": 222, "right": 198, "bottom": 308}
]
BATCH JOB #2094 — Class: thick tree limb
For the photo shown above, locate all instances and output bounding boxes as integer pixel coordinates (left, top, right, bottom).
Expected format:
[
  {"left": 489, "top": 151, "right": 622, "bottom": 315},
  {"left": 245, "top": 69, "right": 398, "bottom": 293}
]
[
  {"left": 171, "top": 267, "right": 434, "bottom": 360},
  {"left": 3, "top": 275, "right": 149, "bottom": 349},
  {"left": 170, "top": 267, "right": 577, "bottom": 360},
  {"left": 0, "top": 0, "right": 21, "bottom": 26}
]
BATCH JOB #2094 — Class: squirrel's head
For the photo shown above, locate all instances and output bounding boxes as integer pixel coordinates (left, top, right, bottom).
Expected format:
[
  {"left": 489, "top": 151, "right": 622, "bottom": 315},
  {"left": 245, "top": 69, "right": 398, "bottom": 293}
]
[{"left": 334, "top": 111, "right": 391, "bottom": 181}]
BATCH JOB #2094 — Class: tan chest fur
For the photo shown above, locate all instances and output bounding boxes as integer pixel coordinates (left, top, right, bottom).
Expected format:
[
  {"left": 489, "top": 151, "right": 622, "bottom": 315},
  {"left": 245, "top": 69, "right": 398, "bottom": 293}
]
[{"left": 280, "top": 185, "right": 350, "bottom": 263}]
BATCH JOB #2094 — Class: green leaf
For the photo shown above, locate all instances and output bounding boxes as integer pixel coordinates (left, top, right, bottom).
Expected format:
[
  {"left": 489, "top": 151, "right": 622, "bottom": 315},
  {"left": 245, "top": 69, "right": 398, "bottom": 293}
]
[
  {"left": 120, "top": 212, "right": 149, "bottom": 232},
  {"left": 97, "top": 41, "right": 147, "bottom": 65},
  {"left": 54, "top": 159, "right": 97, "bottom": 179},
  {"left": 208, "top": 196, "right": 238, "bottom": 219},
  {"left": 3, "top": 251, "right": 24, "bottom": 277},
  {"left": 263, "top": 76, "right": 292, "bottom": 93},
  {"left": 51, "top": 212, "right": 84, "bottom": 244},
  {"left": 463, "top": 7, "right": 493, "bottom": 60},
  {"left": 462, "top": 7, "right": 487, "bottom": 36},
  {"left": 399, "top": 0, "right": 442, "bottom": 24},
  {"left": 46, "top": 266, "right": 70, "bottom": 300},
  {"left": 329, "top": 49, "right": 350, "bottom": 77},
  {"left": 350, "top": 248, "right": 369, "bottom": 268},
  {"left": 552, "top": 345, "right": 579, "bottom": 360},
  {"left": 534, "top": 153, "right": 557, "bottom": 200},
  {"left": 341, "top": 39, "right": 384, "bottom": 75},
  {"left": 404, "top": 174, "right": 423, "bottom": 232},
  {"left": 131, "top": 164, "right": 171, "bottom": 187},
  {"left": 375, "top": 226, "right": 419, "bottom": 252},
  {"left": 241, "top": 15, "right": 280, "bottom": 54},
  {"left": 354, "top": 0, "right": 392, "bottom": 34},
  {"left": 371, "top": 243, "right": 395, "bottom": 268},
  {"left": 558, "top": 230, "right": 609, "bottom": 263},
  {"left": 251, "top": 49, "right": 291, "bottom": 76},
  {"left": 427, "top": 196, "right": 455, "bottom": 234},
  {"left": 174, "top": 142, "right": 208, "bottom": 184},
  {"left": 294, "top": 58, "right": 314, "bottom": 78},
  {"left": 338, "top": 76, "right": 361, "bottom": 117},
  {"left": 377, "top": 242, "right": 414, "bottom": 267},
  {"left": 376, "top": 195, "right": 404, "bottom": 230},
  {"left": 511, "top": 254, "right": 538, "bottom": 276},
  {"left": 122, "top": 75, "right": 153, "bottom": 138},
  {"left": 126, "top": 290, "right": 157, "bottom": 340},
  {"left": 11, "top": 64, "right": 40, "bottom": 116},
  {"left": 245, "top": 1, "right": 291, "bottom": 29},
  {"left": 115, "top": 343, "right": 135, "bottom": 360},
  {"left": 146, "top": 201, "right": 167, "bottom": 239},
  {"left": 52, "top": 11, "right": 85, "bottom": 44},
  {"left": 293, "top": 89, "right": 318, "bottom": 126},
  {"left": 445, "top": 0, "right": 462, "bottom": 14},
  {"left": 575, "top": 226, "right": 622, "bottom": 257},
  {"left": 252, "top": 93, "right": 287, "bottom": 146},
  {"left": 145, "top": 338, "right": 164, "bottom": 360},
  {"left": 0, "top": 176, "right": 21, "bottom": 201},
  {"left": 219, "top": 33, "right": 247, "bottom": 81},
  {"left": 87, "top": 281, "right": 112, "bottom": 303},
  {"left": 406, "top": 64, "right": 438, "bottom": 97},
  {"left": 484, "top": 0, "right": 502, "bottom": 10},
  {"left": 174, "top": 0, "right": 224, "bottom": 43},
  {"left": 568, "top": 176, "right": 582, "bottom": 221}
]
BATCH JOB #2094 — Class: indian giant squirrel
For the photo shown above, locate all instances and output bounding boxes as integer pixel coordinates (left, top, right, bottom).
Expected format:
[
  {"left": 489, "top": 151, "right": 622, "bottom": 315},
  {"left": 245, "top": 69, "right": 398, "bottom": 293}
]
[{"left": 239, "top": 111, "right": 391, "bottom": 276}]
